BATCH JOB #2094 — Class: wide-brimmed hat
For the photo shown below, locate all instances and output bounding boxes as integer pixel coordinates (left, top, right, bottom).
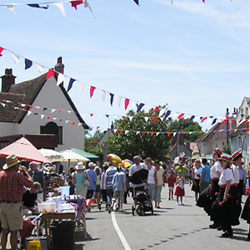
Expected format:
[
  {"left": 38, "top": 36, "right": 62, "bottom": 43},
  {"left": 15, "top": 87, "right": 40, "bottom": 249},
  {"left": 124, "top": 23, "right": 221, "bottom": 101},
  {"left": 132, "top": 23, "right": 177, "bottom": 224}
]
[
  {"left": 220, "top": 153, "right": 231, "bottom": 162},
  {"left": 232, "top": 150, "right": 242, "bottom": 161},
  {"left": 75, "top": 162, "right": 85, "bottom": 170},
  {"left": 88, "top": 162, "right": 95, "bottom": 168},
  {"left": 195, "top": 158, "right": 201, "bottom": 163},
  {"left": 213, "top": 147, "right": 222, "bottom": 157},
  {"left": 3, "top": 154, "right": 21, "bottom": 170}
]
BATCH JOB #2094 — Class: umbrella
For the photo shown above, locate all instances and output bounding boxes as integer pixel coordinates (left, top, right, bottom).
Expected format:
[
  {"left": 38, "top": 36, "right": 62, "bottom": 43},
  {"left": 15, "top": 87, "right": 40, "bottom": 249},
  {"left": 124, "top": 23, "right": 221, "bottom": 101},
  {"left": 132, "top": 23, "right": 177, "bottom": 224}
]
[
  {"left": 130, "top": 168, "right": 148, "bottom": 184},
  {"left": 107, "top": 154, "right": 122, "bottom": 166},
  {"left": 0, "top": 137, "right": 51, "bottom": 163},
  {"left": 122, "top": 159, "right": 133, "bottom": 169},
  {"left": 38, "top": 148, "right": 64, "bottom": 162}
]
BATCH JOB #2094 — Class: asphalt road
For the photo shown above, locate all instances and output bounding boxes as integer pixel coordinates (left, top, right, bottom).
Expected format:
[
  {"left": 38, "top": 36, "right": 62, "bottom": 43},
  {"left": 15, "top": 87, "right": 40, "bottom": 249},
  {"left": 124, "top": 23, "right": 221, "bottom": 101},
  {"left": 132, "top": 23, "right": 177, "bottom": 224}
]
[{"left": 78, "top": 185, "right": 250, "bottom": 250}]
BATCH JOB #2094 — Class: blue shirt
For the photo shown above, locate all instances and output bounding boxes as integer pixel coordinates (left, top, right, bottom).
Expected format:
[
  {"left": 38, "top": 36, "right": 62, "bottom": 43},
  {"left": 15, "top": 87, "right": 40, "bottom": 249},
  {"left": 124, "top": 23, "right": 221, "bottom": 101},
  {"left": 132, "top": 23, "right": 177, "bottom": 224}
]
[
  {"left": 112, "top": 171, "right": 126, "bottom": 192},
  {"left": 201, "top": 165, "right": 211, "bottom": 182},
  {"left": 105, "top": 166, "right": 117, "bottom": 190},
  {"left": 86, "top": 169, "right": 97, "bottom": 190}
]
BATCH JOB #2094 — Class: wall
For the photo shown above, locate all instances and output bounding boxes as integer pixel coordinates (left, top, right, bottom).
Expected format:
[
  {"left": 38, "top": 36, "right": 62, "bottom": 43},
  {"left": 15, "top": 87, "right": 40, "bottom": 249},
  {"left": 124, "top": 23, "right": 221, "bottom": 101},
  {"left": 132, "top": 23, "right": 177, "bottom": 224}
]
[
  {"left": 236, "top": 98, "right": 250, "bottom": 124},
  {"left": 0, "top": 122, "right": 18, "bottom": 136},
  {"left": 17, "top": 78, "right": 86, "bottom": 151}
]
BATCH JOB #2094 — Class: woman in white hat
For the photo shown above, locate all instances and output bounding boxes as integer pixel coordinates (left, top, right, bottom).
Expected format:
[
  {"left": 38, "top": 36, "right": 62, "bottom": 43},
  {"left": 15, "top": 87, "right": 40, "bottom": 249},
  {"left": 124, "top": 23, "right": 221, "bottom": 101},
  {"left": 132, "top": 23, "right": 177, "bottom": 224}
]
[{"left": 72, "top": 162, "right": 90, "bottom": 198}]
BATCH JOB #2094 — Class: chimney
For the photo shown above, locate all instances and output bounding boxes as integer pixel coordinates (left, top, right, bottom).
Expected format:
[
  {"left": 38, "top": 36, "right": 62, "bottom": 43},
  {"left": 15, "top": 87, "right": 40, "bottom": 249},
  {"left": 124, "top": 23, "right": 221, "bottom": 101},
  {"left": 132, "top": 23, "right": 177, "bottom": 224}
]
[
  {"left": 1, "top": 69, "right": 16, "bottom": 92},
  {"left": 54, "top": 57, "right": 64, "bottom": 74}
]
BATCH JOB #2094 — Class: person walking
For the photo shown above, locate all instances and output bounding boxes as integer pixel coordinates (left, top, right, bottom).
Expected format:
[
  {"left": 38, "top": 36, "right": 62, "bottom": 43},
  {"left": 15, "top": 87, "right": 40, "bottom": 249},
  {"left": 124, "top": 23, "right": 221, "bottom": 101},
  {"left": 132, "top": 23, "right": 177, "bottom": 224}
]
[
  {"left": 145, "top": 157, "right": 157, "bottom": 202},
  {"left": 167, "top": 169, "right": 176, "bottom": 200},
  {"left": 199, "top": 158, "right": 211, "bottom": 193},
  {"left": 94, "top": 165, "right": 102, "bottom": 210},
  {"left": 154, "top": 160, "right": 165, "bottom": 208},
  {"left": 105, "top": 161, "right": 117, "bottom": 208},
  {"left": 86, "top": 162, "right": 98, "bottom": 200},
  {"left": 0, "top": 155, "right": 33, "bottom": 250},
  {"left": 175, "top": 171, "right": 185, "bottom": 205},
  {"left": 191, "top": 158, "right": 202, "bottom": 203}
]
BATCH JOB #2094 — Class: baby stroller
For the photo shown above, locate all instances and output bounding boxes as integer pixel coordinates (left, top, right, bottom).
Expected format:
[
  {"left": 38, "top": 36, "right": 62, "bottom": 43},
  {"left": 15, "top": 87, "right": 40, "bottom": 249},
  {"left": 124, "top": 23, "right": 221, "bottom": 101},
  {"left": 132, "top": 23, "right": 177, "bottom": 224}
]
[{"left": 130, "top": 169, "right": 153, "bottom": 216}]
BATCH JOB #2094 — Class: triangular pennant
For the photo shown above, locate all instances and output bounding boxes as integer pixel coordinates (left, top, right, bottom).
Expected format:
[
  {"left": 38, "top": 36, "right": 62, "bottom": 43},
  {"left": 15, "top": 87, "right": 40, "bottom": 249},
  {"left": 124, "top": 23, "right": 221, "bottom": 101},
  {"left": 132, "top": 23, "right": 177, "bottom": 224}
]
[
  {"left": 152, "top": 117, "right": 157, "bottom": 124},
  {"left": 35, "top": 63, "right": 45, "bottom": 73},
  {"left": 25, "top": 58, "right": 33, "bottom": 70},
  {"left": 65, "top": 120, "right": 70, "bottom": 124},
  {"left": 46, "top": 69, "right": 55, "bottom": 80},
  {"left": 10, "top": 52, "right": 20, "bottom": 64},
  {"left": 153, "top": 107, "right": 159, "bottom": 114},
  {"left": 245, "top": 128, "right": 249, "bottom": 133},
  {"left": 201, "top": 117, "right": 207, "bottom": 123},
  {"left": 6, "top": 5, "right": 16, "bottom": 15},
  {"left": 0, "top": 47, "right": 4, "bottom": 57},
  {"left": 190, "top": 115, "right": 195, "bottom": 121},
  {"left": 109, "top": 93, "right": 114, "bottom": 106},
  {"left": 72, "top": 122, "right": 76, "bottom": 126},
  {"left": 53, "top": 2, "right": 66, "bottom": 16},
  {"left": 145, "top": 117, "right": 149, "bottom": 122},
  {"left": 119, "top": 129, "right": 123, "bottom": 134},
  {"left": 27, "top": 4, "right": 49, "bottom": 9},
  {"left": 136, "top": 131, "right": 140, "bottom": 135},
  {"left": 70, "top": 0, "right": 83, "bottom": 10},
  {"left": 133, "top": 0, "right": 139, "bottom": 5},
  {"left": 113, "top": 129, "right": 117, "bottom": 133},
  {"left": 173, "top": 132, "right": 176, "bottom": 137},
  {"left": 141, "top": 131, "right": 146, "bottom": 136},
  {"left": 221, "top": 119, "right": 227, "bottom": 126},
  {"left": 42, "top": 107, "right": 48, "bottom": 112},
  {"left": 117, "top": 96, "right": 121, "bottom": 108},
  {"left": 53, "top": 117, "right": 57, "bottom": 120},
  {"left": 177, "top": 113, "right": 185, "bottom": 119},
  {"left": 125, "top": 98, "right": 130, "bottom": 110},
  {"left": 243, "top": 119, "right": 249, "bottom": 125},
  {"left": 90, "top": 86, "right": 96, "bottom": 98},
  {"left": 67, "top": 78, "right": 76, "bottom": 92},
  {"left": 51, "top": 109, "right": 56, "bottom": 113},
  {"left": 27, "top": 111, "right": 32, "bottom": 116},
  {"left": 129, "top": 116, "right": 133, "bottom": 122},
  {"left": 165, "top": 110, "right": 171, "bottom": 119},
  {"left": 57, "top": 73, "right": 65, "bottom": 86},
  {"left": 159, "top": 109, "right": 165, "bottom": 117},
  {"left": 150, "top": 132, "right": 154, "bottom": 137},
  {"left": 211, "top": 118, "right": 217, "bottom": 125},
  {"left": 105, "top": 114, "right": 109, "bottom": 118},
  {"left": 125, "top": 130, "right": 129, "bottom": 135},
  {"left": 41, "top": 114, "right": 45, "bottom": 119},
  {"left": 137, "top": 103, "right": 144, "bottom": 113}
]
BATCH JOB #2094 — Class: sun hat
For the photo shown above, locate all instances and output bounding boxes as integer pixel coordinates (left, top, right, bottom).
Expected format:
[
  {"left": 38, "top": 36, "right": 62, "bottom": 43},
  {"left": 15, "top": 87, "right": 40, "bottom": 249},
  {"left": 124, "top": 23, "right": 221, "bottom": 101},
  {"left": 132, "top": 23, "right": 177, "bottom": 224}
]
[
  {"left": 213, "top": 147, "right": 222, "bottom": 157},
  {"left": 220, "top": 153, "right": 231, "bottom": 162},
  {"left": 232, "top": 150, "right": 242, "bottom": 161},
  {"left": 75, "top": 162, "right": 85, "bottom": 170},
  {"left": 195, "top": 158, "right": 201, "bottom": 163},
  {"left": 88, "top": 162, "right": 95, "bottom": 168},
  {"left": 3, "top": 154, "right": 21, "bottom": 170}
]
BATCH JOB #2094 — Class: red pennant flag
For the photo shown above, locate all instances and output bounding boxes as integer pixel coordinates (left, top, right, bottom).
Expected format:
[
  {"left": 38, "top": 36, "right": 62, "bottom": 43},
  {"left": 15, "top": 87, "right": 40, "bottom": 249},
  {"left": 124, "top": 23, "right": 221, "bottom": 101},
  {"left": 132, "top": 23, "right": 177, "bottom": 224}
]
[
  {"left": 47, "top": 116, "right": 51, "bottom": 120},
  {"left": 0, "top": 47, "right": 4, "bottom": 57},
  {"left": 141, "top": 131, "right": 146, "bottom": 136},
  {"left": 153, "top": 107, "right": 159, "bottom": 113},
  {"left": 125, "top": 98, "right": 130, "bottom": 110},
  {"left": 184, "top": 119, "right": 188, "bottom": 123},
  {"left": 221, "top": 119, "right": 227, "bottom": 125},
  {"left": 243, "top": 119, "right": 249, "bottom": 125},
  {"left": 150, "top": 132, "right": 154, "bottom": 137},
  {"left": 90, "top": 86, "right": 96, "bottom": 98},
  {"left": 72, "top": 122, "right": 76, "bottom": 126},
  {"left": 213, "top": 130, "right": 217, "bottom": 134},
  {"left": 231, "top": 120, "right": 235, "bottom": 125},
  {"left": 70, "top": 0, "right": 83, "bottom": 10},
  {"left": 152, "top": 117, "right": 157, "bottom": 124},
  {"left": 28, "top": 105, "right": 33, "bottom": 109},
  {"left": 199, "top": 131, "right": 203, "bottom": 135},
  {"left": 168, "top": 132, "right": 171, "bottom": 137},
  {"left": 46, "top": 69, "right": 55, "bottom": 80},
  {"left": 177, "top": 113, "right": 184, "bottom": 119},
  {"left": 122, "top": 116, "right": 126, "bottom": 120},
  {"left": 202, "top": 0, "right": 205, "bottom": 3},
  {"left": 119, "top": 129, "right": 123, "bottom": 134},
  {"left": 90, "top": 113, "right": 93, "bottom": 117},
  {"left": 245, "top": 128, "right": 249, "bottom": 132},
  {"left": 96, "top": 126, "right": 100, "bottom": 130},
  {"left": 201, "top": 117, "right": 207, "bottom": 123},
  {"left": 58, "top": 109, "right": 62, "bottom": 112},
  {"left": 183, "top": 132, "right": 186, "bottom": 135}
]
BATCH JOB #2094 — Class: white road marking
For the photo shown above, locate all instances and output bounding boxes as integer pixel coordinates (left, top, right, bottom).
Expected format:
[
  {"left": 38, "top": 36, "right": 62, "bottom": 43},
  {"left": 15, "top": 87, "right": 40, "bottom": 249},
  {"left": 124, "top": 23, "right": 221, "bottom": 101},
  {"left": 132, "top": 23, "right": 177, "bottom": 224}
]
[{"left": 111, "top": 212, "right": 132, "bottom": 250}]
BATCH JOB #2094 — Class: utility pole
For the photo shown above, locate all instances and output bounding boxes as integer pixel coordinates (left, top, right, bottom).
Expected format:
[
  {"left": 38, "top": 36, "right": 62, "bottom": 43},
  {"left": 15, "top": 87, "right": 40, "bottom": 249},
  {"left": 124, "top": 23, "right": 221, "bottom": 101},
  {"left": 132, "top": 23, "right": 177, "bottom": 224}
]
[{"left": 226, "top": 108, "right": 230, "bottom": 146}]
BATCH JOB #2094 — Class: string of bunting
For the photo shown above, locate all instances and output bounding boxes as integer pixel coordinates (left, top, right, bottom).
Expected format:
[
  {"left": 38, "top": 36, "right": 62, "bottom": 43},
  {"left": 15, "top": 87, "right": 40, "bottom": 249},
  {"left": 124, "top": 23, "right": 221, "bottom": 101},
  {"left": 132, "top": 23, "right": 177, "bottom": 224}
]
[
  {"left": 0, "top": 46, "right": 246, "bottom": 126},
  {"left": 0, "top": 99, "right": 248, "bottom": 135},
  {"left": 0, "top": 0, "right": 94, "bottom": 16}
]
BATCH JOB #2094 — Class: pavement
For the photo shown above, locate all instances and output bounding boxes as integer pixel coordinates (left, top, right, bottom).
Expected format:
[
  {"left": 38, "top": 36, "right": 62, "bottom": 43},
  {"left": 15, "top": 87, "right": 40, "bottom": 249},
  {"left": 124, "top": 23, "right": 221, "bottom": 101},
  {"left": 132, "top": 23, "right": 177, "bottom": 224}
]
[{"left": 79, "top": 184, "right": 250, "bottom": 250}]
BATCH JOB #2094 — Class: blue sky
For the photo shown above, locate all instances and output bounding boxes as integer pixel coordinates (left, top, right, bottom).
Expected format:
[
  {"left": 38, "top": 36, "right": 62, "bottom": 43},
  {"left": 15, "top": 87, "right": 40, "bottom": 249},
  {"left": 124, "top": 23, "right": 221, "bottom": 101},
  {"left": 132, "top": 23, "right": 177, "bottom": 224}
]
[{"left": 1, "top": 0, "right": 250, "bottom": 133}]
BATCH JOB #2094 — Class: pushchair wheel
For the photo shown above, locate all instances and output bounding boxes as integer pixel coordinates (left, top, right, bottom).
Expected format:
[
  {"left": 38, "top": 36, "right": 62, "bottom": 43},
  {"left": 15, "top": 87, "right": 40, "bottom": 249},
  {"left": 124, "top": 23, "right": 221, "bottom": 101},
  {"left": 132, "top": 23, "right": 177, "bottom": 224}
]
[{"left": 132, "top": 206, "right": 135, "bottom": 216}]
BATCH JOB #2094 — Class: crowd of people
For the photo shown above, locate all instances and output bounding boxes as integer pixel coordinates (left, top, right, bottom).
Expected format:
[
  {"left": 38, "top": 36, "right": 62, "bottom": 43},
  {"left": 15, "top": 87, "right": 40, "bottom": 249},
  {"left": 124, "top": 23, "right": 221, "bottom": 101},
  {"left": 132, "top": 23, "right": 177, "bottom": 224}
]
[{"left": 0, "top": 149, "right": 250, "bottom": 249}]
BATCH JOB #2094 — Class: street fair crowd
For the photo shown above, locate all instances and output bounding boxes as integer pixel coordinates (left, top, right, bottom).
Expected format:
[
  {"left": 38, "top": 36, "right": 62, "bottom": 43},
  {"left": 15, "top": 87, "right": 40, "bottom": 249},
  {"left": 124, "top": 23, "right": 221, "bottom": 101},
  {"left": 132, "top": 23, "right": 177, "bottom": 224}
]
[{"left": 0, "top": 148, "right": 250, "bottom": 250}]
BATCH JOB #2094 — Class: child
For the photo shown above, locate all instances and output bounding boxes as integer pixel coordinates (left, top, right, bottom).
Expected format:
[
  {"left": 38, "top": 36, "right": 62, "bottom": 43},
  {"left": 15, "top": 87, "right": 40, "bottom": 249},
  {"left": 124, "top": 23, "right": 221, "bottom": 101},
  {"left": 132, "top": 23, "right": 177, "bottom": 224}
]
[
  {"left": 175, "top": 171, "right": 185, "bottom": 205},
  {"left": 167, "top": 169, "right": 176, "bottom": 200}
]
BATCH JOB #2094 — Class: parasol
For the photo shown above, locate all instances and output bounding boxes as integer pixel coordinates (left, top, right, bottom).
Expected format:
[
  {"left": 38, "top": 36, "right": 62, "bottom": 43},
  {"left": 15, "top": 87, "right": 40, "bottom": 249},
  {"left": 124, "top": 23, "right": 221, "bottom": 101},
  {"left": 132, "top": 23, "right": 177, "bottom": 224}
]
[
  {"left": 39, "top": 148, "right": 64, "bottom": 162},
  {"left": 0, "top": 137, "right": 51, "bottom": 163},
  {"left": 121, "top": 159, "right": 133, "bottom": 168},
  {"left": 130, "top": 168, "right": 148, "bottom": 184},
  {"left": 107, "top": 154, "right": 122, "bottom": 166}
]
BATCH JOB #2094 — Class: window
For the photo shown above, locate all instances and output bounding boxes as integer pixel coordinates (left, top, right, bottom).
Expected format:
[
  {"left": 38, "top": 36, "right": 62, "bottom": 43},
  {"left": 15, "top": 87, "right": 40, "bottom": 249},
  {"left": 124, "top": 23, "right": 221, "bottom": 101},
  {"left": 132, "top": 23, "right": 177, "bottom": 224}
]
[
  {"left": 245, "top": 107, "right": 249, "bottom": 117},
  {"left": 40, "top": 122, "right": 63, "bottom": 144}
]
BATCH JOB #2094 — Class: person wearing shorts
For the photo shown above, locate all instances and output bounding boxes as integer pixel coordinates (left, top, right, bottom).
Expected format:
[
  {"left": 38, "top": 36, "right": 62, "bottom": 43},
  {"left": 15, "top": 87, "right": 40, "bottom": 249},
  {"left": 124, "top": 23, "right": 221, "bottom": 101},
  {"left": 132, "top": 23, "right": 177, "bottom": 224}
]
[{"left": 0, "top": 155, "right": 33, "bottom": 250}]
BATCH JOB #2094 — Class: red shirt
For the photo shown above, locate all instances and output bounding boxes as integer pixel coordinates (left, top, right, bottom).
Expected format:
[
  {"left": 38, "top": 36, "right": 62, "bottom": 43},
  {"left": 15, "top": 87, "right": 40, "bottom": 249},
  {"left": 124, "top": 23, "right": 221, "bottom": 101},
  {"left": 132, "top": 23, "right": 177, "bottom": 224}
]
[
  {"left": 0, "top": 169, "right": 33, "bottom": 202},
  {"left": 167, "top": 175, "right": 176, "bottom": 188}
]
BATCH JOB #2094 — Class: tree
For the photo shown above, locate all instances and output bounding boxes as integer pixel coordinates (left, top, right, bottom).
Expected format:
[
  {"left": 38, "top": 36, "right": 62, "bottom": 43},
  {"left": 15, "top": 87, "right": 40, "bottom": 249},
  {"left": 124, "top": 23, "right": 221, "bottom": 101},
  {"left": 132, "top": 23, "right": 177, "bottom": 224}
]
[
  {"left": 167, "top": 119, "right": 202, "bottom": 142},
  {"left": 108, "top": 106, "right": 171, "bottom": 160}
]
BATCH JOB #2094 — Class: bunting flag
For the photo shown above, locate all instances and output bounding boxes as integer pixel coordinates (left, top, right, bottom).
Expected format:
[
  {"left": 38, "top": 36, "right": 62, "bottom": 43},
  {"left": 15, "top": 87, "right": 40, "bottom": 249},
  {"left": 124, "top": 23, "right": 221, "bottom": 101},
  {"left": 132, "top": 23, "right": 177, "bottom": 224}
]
[
  {"left": 10, "top": 52, "right": 20, "bottom": 64},
  {"left": 90, "top": 86, "right": 96, "bottom": 98},
  {"left": 137, "top": 103, "right": 144, "bottom": 113},
  {"left": 70, "top": 0, "right": 83, "bottom": 10},
  {"left": 25, "top": 59, "right": 33, "bottom": 70},
  {"left": 153, "top": 107, "right": 159, "bottom": 113},
  {"left": 201, "top": 117, "right": 207, "bottom": 123},
  {"left": 165, "top": 110, "right": 171, "bottom": 119},
  {"left": 67, "top": 78, "right": 76, "bottom": 92},
  {"left": 133, "top": 0, "right": 139, "bottom": 5},
  {"left": 152, "top": 117, "right": 157, "bottom": 124},
  {"left": 27, "top": 4, "right": 49, "bottom": 9},
  {"left": 53, "top": 2, "right": 66, "bottom": 16},
  {"left": 0, "top": 47, "right": 4, "bottom": 57},
  {"left": 46, "top": 69, "right": 55, "bottom": 80},
  {"left": 57, "top": 73, "right": 65, "bottom": 86},
  {"left": 177, "top": 113, "right": 184, "bottom": 119},
  {"left": 110, "top": 93, "right": 114, "bottom": 106},
  {"left": 125, "top": 98, "right": 130, "bottom": 110}
]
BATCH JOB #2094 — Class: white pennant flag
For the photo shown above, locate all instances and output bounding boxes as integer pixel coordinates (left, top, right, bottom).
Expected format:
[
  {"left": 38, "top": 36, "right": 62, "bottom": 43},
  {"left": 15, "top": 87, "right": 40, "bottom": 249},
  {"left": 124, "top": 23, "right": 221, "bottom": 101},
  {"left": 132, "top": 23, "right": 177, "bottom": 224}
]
[
  {"left": 0, "top": 103, "right": 6, "bottom": 107},
  {"left": 57, "top": 73, "right": 65, "bottom": 86},
  {"left": 6, "top": 5, "right": 16, "bottom": 15},
  {"left": 136, "top": 131, "right": 140, "bottom": 135},
  {"left": 130, "top": 100, "right": 137, "bottom": 111},
  {"left": 173, "top": 132, "right": 176, "bottom": 136},
  {"left": 160, "top": 117, "right": 164, "bottom": 122},
  {"left": 67, "top": 111, "right": 72, "bottom": 114},
  {"left": 35, "top": 106, "right": 40, "bottom": 109},
  {"left": 66, "top": 120, "right": 70, "bottom": 124},
  {"left": 193, "top": 116, "right": 199, "bottom": 122},
  {"left": 101, "top": 90, "right": 106, "bottom": 102},
  {"left": 5, "top": 100, "right": 11, "bottom": 103},
  {"left": 51, "top": 109, "right": 56, "bottom": 113},
  {"left": 159, "top": 109, "right": 165, "bottom": 117},
  {"left": 53, "top": 117, "right": 57, "bottom": 120},
  {"left": 129, "top": 116, "right": 133, "bottom": 122},
  {"left": 145, "top": 117, "right": 149, "bottom": 122},
  {"left": 78, "top": 123, "right": 82, "bottom": 126},
  {"left": 41, "top": 115, "right": 45, "bottom": 119},
  {"left": 125, "top": 130, "right": 129, "bottom": 135},
  {"left": 27, "top": 111, "right": 32, "bottom": 116},
  {"left": 113, "top": 129, "right": 117, "bottom": 133},
  {"left": 53, "top": 2, "right": 66, "bottom": 16},
  {"left": 117, "top": 96, "right": 121, "bottom": 108},
  {"left": 14, "top": 107, "right": 19, "bottom": 110},
  {"left": 21, "top": 104, "right": 26, "bottom": 107},
  {"left": 144, "top": 105, "right": 150, "bottom": 113},
  {"left": 36, "top": 63, "right": 45, "bottom": 73},
  {"left": 10, "top": 52, "right": 20, "bottom": 64}
]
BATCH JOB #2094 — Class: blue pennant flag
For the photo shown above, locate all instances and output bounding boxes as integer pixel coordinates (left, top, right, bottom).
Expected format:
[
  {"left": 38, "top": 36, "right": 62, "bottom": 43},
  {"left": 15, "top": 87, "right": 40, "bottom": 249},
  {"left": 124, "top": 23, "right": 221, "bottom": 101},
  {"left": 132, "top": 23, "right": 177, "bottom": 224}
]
[
  {"left": 109, "top": 93, "right": 114, "bottom": 106},
  {"left": 27, "top": 4, "right": 49, "bottom": 9},
  {"left": 211, "top": 118, "right": 217, "bottom": 125},
  {"left": 105, "top": 114, "right": 109, "bottom": 118},
  {"left": 165, "top": 110, "right": 171, "bottom": 119},
  {"left": 133, "top": 0, "right": 139, "bottom": 5},
  {"left": 161, "top": 132, "right": 165, "bottom": 136},
  {"left": 43, "top": 108, "right": 48, "bottom": 112},
  {"left": 137, "top": 103, "right": 144, "bottom": 113},
  {"left": 190, "top": 115, "right": 195, "bottom": 121},
  {"left": 137, "top": 116, "right": 141, "bottom": 120},
  {"left": 25, "top": 59, "right": 32, "bottom": 70},
  {"left": 67, "top": 78, "right": 76, "bottom": 92}
]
